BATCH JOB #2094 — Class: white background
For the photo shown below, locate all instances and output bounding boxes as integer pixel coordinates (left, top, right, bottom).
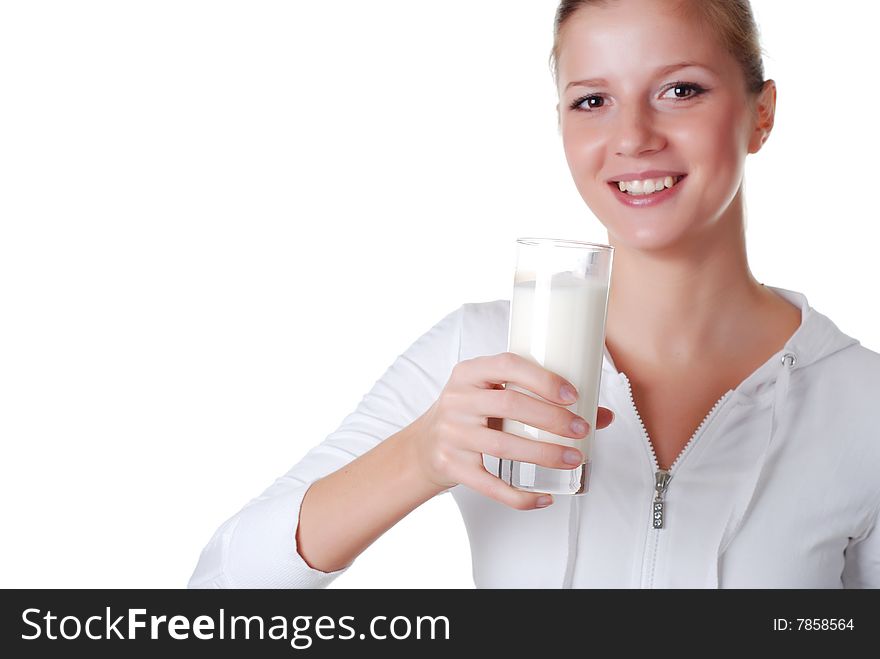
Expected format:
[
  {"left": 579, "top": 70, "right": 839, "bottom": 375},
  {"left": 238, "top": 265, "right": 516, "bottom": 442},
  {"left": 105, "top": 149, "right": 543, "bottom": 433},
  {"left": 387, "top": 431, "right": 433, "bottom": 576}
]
[{"left": 1, "top": 1, "right": 877, "bottom": 588}]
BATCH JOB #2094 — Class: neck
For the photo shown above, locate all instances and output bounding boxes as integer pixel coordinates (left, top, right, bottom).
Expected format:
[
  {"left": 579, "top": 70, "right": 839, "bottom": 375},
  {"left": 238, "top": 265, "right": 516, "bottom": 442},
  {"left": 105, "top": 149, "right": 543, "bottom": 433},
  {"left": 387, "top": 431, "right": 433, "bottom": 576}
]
[{"left": 604, "top": 188, "right": 768, "bottom": 370}]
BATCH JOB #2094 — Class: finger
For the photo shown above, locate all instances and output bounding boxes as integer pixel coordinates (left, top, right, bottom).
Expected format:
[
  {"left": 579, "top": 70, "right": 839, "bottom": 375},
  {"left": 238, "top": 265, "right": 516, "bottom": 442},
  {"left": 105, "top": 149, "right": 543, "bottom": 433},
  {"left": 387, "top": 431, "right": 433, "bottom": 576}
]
[
  {"left": 596, "top": 406, "right": 615, "bottom": 429},
  {"left": 460, "top": 352, "right": 579, "bottom": 406},
  {"left": 458, "top": 460, "right": 555, "bottom": 511},
  {"left": 473, "top": 426, "right": 583, "bottom": 469},
  {"left": 469, "top": 387, "right": 589, "bottom": 440}
]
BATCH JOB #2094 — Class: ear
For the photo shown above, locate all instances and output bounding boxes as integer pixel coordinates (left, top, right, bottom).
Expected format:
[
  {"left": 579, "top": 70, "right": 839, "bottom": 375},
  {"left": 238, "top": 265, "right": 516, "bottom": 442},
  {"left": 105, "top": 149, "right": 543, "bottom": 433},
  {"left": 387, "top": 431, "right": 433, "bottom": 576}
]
[
  {"left": 556, "top": 102, "right": 561, "bottom": 135},
  {"left": 748, "top": 79, "right": 776, "bottom": 154}
]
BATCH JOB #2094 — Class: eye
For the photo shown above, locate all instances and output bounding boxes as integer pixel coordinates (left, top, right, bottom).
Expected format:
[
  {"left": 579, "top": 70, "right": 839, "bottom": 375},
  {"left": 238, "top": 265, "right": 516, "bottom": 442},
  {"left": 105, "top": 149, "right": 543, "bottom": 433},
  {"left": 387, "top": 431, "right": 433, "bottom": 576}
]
[
  {"left": 568, "top": 82, "right": 708, "bottom": 113},
  {"left": 660, "top": 82, "right": 707, "bottom": 100},
  {"left": 569, "top": 94, "right": 605, "bottom": 112}
]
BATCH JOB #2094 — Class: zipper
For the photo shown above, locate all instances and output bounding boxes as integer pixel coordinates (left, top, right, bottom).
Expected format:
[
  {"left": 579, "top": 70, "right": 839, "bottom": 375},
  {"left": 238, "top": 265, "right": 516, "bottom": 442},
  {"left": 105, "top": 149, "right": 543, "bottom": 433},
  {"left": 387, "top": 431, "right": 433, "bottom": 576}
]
[
  {"left": 619, "top": 371, "right": 733, "bottom": 588},
  {"left": 652, "top": 470, "right": 672, "bottom": 529},
  {"left": 620, "top": 371, "right": 733, "bottom": 521}
]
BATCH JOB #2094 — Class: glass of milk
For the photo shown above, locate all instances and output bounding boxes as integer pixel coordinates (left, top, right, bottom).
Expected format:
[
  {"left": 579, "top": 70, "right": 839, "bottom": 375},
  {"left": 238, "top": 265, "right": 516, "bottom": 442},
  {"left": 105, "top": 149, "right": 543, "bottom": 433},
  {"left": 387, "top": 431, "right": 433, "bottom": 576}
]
[{"left": 496, "top": 238, "right": 613, "bottom": 496}]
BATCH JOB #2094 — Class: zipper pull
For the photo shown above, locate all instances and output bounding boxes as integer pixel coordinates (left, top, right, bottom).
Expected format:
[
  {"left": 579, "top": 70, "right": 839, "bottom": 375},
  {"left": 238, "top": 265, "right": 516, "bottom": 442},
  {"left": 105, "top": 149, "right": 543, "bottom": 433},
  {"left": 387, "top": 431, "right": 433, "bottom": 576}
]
[{"left": 652, "top": 469, "right": 672, "bottom": 529}]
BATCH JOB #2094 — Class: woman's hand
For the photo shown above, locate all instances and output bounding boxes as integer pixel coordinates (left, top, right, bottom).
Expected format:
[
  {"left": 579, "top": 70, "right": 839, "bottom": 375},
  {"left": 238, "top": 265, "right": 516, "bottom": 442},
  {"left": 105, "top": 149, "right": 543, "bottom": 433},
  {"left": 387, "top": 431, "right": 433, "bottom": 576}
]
[{"left": 412, "top": 351, "right": 615, "bottom": 510}]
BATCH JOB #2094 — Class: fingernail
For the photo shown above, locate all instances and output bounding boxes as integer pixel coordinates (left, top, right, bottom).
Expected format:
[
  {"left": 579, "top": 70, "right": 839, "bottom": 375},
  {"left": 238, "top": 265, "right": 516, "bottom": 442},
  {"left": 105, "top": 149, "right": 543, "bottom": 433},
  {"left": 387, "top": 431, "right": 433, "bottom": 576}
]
[
  {"left": 563, "top": 449, "right": 583, "bottom": 465},
  {"left": 570, "top": 418, "right": 588, "bottom": 436},
  {"left": 560, "top": 384, "right": 578, "bottom": 402},
  {"left": 535, "top": 495, "right": 553, "bottom": 508}
]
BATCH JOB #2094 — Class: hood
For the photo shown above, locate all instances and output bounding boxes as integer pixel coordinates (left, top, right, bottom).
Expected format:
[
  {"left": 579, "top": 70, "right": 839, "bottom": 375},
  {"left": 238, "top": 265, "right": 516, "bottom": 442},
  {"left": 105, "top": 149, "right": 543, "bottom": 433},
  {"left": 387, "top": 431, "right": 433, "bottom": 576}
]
[{"left": 562, "top": 284, "right": 861, "bottom": 588}]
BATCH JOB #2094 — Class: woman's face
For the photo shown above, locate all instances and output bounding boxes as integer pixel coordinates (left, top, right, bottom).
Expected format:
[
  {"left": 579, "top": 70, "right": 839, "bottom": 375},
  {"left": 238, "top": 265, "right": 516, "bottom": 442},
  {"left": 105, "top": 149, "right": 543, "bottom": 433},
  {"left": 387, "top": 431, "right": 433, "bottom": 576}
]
[{"left": 556, "top": 0, "right": 773, "bottom": 250}]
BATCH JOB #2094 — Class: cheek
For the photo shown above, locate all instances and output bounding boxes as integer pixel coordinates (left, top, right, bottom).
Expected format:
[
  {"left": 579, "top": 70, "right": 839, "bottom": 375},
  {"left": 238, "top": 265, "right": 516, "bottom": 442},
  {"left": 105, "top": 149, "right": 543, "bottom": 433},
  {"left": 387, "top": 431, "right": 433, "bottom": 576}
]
[
  {"left": 670, "top": 106, "right": 747, "bottom": 178},
  {"left": 560, "top": 124, "right": 620, "bottom": 220},
  {"left": 562, "top": 124, "right": 602, "bottom": 180}
]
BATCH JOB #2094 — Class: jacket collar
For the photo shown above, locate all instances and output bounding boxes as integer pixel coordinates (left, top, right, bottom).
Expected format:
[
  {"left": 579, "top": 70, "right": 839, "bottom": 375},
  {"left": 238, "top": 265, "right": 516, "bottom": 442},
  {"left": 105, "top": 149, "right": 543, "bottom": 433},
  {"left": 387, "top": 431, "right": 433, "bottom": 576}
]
[{"left": 601, "top": 285, "right": 860, "bottom": 401}]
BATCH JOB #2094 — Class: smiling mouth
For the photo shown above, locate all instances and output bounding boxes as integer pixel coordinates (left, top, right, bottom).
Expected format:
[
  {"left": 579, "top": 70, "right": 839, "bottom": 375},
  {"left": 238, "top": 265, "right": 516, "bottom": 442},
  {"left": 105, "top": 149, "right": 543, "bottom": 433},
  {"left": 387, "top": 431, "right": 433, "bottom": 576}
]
[{"left": 608, "top": 175, "right": 687, "bottom": 196}]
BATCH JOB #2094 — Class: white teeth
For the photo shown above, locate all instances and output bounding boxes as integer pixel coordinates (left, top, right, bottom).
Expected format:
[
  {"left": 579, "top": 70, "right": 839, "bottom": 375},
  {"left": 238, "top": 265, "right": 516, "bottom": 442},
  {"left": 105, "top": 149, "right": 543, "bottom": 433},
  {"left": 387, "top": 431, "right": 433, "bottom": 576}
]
[{"left": 616, "top": 175, "right": 683, "bottom": 195}]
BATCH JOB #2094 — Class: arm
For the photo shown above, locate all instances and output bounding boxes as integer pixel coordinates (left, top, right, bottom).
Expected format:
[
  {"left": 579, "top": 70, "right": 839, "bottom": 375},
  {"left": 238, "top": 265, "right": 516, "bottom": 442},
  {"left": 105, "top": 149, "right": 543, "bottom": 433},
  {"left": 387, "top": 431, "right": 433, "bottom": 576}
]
[
  {"left": 841, "top": 497, "right": 880, "bottom": 588},
  {"left": 296, "top": 416, "right": 447, "bottom": 573},
  {"left": 187, "top": 304, "right": 463, "bottom": 589}
]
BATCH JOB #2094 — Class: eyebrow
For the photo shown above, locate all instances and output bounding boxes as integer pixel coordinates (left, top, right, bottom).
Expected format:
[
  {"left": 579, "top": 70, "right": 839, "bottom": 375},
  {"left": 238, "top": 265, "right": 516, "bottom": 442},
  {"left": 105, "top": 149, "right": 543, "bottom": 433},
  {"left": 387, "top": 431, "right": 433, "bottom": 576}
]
[{"left": 564, "top": 61, "right": 717, "bottom": 91}]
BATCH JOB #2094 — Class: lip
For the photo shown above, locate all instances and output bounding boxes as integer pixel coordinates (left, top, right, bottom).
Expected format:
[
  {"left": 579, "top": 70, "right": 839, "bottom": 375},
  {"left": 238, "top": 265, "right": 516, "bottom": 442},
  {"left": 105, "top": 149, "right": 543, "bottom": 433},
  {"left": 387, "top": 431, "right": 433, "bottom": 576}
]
[
  {"left": 606, "top": 170, "right": 686, "bottom": 182},
  {"left": 608, "top": 175, "right": 687, "bottom": 208}
]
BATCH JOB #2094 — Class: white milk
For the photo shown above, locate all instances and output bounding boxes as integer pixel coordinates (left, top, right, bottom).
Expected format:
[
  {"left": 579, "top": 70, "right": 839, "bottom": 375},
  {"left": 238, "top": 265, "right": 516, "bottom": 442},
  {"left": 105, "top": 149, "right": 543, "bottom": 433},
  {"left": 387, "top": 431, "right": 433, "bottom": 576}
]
[{"left": 502, "top": 272, "right": 610, "bottom": 463}]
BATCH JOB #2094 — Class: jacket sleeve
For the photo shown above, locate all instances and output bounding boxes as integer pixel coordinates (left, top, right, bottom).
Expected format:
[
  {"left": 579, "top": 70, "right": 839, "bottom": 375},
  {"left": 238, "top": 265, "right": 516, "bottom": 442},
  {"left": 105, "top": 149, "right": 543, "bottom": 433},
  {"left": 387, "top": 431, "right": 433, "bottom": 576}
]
[
  {"left": 186, "top": 304, "right": 464, "bottom": 588},
  {"left": 841, "top": 498, "right": 880, "bottom": 588}
]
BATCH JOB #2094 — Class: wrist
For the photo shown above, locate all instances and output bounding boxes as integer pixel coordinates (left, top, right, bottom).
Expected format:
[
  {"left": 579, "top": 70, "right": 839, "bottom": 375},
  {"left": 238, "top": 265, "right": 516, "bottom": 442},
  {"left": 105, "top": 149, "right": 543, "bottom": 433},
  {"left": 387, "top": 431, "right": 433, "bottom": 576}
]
[{"left": 395, "top": 416, "right": 452, "bottom": 501}]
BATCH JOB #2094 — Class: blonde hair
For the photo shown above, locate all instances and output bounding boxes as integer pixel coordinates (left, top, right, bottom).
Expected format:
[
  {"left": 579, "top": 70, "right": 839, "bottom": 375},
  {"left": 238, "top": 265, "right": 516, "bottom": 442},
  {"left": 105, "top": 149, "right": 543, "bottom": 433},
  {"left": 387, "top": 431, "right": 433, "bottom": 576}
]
[{"left": 549, "top": 0, "right": 768, "bottom": 96}]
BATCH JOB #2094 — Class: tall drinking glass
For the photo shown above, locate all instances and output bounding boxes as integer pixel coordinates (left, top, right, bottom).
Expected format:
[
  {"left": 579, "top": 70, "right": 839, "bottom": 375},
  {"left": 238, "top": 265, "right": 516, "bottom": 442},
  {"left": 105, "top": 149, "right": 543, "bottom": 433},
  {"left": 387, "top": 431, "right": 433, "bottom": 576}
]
[{"left": 496, "top": 238, "right": 613, "bottom": 496}]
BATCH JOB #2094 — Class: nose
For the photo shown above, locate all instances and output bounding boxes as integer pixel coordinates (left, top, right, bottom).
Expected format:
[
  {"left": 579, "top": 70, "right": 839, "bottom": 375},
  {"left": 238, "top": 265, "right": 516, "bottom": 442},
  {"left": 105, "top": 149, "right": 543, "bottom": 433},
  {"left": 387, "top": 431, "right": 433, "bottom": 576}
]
[{"left": 610, "top": 103, "right": 666, "bottom": 158}]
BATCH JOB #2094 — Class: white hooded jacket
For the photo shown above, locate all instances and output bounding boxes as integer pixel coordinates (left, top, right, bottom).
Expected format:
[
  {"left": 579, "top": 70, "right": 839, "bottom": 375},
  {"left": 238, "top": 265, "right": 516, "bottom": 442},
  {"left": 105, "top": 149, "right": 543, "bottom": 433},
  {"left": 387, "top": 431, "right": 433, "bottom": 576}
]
[{"left": 187, "top": 286, "right": 880, "bottom": 588}]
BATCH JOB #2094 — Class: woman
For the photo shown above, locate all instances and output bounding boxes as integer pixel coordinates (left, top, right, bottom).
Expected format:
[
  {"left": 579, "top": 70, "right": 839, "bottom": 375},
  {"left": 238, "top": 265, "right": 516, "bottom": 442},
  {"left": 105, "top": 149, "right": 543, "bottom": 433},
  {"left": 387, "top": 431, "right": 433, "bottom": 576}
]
[{"left": 188, "top": 0, "right": 880, "bottom": 588}]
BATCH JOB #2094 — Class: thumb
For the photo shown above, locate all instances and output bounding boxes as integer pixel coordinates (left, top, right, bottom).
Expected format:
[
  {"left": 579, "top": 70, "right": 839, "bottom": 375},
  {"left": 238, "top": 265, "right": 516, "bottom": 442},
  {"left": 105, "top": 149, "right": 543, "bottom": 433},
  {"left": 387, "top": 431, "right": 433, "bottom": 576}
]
[{"left": 596, "top": 406, "right": 615, "bottom": 430}]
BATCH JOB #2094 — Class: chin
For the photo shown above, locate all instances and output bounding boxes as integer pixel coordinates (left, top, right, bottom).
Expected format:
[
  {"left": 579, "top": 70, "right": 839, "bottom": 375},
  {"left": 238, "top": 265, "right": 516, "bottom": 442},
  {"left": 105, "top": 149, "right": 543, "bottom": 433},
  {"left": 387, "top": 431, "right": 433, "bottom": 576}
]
[
  {"left": 585, "top": 190, "right": 710, "bottom": 252},
  {"left": 610, "top": 228, "right": 688, "bottom": 251},
  {"left": 593, "top": 209, "right": 699, "bottom": 252}
]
